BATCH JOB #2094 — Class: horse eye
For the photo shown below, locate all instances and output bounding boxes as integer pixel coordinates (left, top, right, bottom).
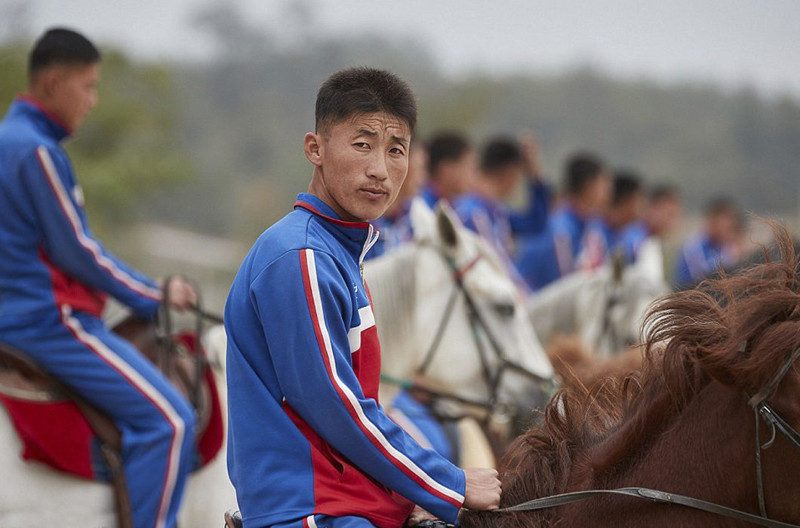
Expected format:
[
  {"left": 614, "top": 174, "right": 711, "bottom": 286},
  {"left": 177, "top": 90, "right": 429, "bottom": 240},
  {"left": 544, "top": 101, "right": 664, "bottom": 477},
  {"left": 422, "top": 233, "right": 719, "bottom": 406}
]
[{"left": 493, "top": 302, "right": 516, "bottom": 318}]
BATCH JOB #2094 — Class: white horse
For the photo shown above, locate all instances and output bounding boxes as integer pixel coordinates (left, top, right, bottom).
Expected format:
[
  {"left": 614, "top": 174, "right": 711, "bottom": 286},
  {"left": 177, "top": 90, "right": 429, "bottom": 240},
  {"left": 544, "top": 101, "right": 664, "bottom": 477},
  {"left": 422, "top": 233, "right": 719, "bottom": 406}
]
[
  {"left": 0, "top": 323, "right": 235, "bottom": 528},
  {"left": 366, "top": 200, "right": 555, "bottom": 462},
  {"left": 526, "top": 237, "right": 669, "bottom": 357}
]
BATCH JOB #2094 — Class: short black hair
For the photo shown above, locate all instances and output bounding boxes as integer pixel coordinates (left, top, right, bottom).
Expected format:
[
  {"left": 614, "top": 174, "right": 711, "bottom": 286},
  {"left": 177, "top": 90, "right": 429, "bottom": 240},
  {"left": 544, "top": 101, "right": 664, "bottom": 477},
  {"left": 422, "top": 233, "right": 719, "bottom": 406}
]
[
  {"left": 705, "top": 196, "right": 740, "bottom": 217},
  {"left": 426, "top": 132, "right": 471, "bottom": 177},
  {"left": 480, "top": 136, "right": 522, "bottom": 173},
  {"left": 705, "top": 196, "right": 744, "bottom": 229},
  {"left": 611, "top": 170, "right": 643, "bottom": 206},
  {"left": 29, "top": 28, "right": 101, "bottom": 79},
  {"left": 649, "top": 184, "right": 680, "bottom": 203},
  {"left": 315, "top": 67, "right": 416, "bottom": 135},
  {"left": 564, "top": 151, "right": 606, "bottom": 196}
]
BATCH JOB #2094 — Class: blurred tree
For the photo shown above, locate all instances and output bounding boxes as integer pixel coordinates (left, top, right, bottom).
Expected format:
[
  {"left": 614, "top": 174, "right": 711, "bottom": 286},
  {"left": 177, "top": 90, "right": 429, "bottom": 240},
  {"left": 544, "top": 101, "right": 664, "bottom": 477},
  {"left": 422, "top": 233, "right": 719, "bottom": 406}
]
[{"left": 0, "top": 41, "right": 194, "bottom": 236}]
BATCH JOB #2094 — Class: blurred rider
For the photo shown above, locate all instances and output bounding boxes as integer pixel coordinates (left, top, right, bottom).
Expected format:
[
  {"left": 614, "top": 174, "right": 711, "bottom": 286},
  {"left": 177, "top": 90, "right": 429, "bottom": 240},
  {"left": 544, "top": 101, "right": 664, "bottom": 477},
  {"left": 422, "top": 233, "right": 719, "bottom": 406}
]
[{"left": 0, "top": 28, "right": 197, "bottom": 528}]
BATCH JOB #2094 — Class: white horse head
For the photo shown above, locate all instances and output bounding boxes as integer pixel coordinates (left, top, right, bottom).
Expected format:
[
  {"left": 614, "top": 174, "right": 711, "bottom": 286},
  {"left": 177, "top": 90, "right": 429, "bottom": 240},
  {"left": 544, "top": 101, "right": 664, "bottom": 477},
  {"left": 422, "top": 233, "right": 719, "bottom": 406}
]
[
  {"left": 366, "top": 199, "right": 554, "bottom": 429},
  {"left": 527, "top": 240, "right": 668, "bottom": 357}
]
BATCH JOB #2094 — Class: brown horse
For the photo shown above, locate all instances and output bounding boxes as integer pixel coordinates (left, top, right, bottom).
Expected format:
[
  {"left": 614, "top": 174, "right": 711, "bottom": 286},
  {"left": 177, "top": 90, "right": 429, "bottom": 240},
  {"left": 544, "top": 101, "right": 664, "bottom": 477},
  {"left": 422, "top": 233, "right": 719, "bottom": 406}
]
[{"left": 462, "top": 225, "right": 800, "bottom": 528}]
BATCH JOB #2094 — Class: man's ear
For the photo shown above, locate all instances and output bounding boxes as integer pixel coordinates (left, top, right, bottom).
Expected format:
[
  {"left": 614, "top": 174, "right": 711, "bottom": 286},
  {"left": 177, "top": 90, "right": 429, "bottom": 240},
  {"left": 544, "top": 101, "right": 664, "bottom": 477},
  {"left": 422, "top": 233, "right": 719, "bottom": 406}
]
[
  {"left": 35, "top": 68, "right": 60, "bottom": 99},
  {"left": 303, "top": 132, "right": 323, "bottom": 167}
]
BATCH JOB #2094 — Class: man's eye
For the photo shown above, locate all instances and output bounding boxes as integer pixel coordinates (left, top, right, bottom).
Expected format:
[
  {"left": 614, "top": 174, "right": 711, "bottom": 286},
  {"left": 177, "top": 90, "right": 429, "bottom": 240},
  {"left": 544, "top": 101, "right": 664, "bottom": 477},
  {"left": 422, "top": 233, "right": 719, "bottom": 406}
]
[
  {"left": 390, "top": 147, "right": 405, "bottom": 155},
  {"left": 354, "top": 142, "right": 369, "bottom": 149}
]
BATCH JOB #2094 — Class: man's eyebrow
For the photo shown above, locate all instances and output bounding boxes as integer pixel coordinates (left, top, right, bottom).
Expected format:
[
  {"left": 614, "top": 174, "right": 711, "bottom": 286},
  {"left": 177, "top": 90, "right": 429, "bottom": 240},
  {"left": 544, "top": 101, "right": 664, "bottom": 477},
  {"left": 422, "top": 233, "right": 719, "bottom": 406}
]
[
  {"left": 392, "top": 135, "right": 410, "bottom": 147},
  {"left": 355, "top": 128, "right": 378, "bottom": 138}
]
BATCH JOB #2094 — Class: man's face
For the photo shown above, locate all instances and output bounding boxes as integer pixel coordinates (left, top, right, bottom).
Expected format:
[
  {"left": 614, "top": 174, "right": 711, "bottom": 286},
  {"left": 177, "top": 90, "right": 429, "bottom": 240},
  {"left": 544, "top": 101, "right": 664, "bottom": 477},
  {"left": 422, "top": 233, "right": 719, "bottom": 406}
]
[
  {"left": 47, "top": 63, "right": 99, "bottom": 132},
  {"left": 493, "top": 163, "right": 524, "bottom": 199},
  {"left": 618, "top": 192, "right": 645, "bottom": 226},
  {"left": 306, "top": 112, "right": 411, "bottom": 222},
  {"left": 708, "top": 210, "right": 740, "bottom": 245},
  {"left": 583, "top": 172, "right": 613, "bottom": 214},
  {"left": 648, "top": 197, "right": 682, "bottom": 237},
  {"left": 451, "top": 150, "right": 478, "bottom": 196}
]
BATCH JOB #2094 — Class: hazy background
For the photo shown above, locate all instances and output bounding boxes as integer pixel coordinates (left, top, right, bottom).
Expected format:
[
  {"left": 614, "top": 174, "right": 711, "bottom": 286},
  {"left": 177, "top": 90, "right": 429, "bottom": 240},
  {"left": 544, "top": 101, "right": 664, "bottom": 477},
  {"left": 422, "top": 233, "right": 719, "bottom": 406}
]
[{"left": 1, "top": 0, "right": 799, "bottom": 309}]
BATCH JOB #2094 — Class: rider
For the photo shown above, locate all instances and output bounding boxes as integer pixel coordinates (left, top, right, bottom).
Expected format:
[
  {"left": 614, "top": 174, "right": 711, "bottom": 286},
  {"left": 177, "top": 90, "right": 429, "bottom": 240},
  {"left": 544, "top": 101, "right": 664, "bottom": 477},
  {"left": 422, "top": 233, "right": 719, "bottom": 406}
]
[
  {"left": 515, "top": 151, "right": 611, "bottom": 290},
  {"left": 580, "top": 170, "right": 645, "bottom": 269},
  {"left": 673, "top": 196, "right": 743, "bottom": 290},
  {"left": 0, "top": 28, "right": 197, "bottom": 528},
  {"left": 225, "top": 67, "right": 501, "bottom": 528},
  {"left": 455, "top": 134, "right": 552, "bottom": 288},
  {"left": 419, "top": 132, "right": 478, "bottom": 209}
]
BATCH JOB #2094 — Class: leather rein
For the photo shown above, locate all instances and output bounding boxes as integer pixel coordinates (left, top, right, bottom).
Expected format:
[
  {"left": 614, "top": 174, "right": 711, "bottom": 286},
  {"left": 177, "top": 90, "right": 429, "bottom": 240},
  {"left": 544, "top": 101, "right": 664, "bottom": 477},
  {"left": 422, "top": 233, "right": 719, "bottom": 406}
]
[{"left": 485, "top": 346, "right": 800, "bottom": 527}]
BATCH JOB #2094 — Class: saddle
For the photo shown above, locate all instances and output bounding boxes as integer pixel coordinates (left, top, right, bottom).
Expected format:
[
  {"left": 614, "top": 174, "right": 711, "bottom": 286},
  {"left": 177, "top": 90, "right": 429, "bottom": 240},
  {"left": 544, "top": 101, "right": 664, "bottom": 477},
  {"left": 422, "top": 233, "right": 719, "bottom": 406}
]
[{"left": 0, "top": 314, "right": 224, "bottom": 528}]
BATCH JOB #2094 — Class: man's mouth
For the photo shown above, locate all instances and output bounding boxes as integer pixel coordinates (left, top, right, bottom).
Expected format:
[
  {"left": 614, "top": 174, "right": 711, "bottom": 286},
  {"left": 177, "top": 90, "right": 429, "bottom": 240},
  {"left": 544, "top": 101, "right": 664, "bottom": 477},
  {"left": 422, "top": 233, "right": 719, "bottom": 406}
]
[{"left": 360, "top": 187, "right": 388, "bottom": 197}]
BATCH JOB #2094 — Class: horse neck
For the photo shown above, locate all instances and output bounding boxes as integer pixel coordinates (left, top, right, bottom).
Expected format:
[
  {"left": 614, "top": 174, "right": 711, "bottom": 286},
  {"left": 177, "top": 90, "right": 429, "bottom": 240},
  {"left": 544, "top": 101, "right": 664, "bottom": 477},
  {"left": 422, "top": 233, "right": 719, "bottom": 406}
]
[
  {"left": 562, "top": 381, "right": 759, "bottom": 527},
  {"left": 364, "top": 246, "right": 419, "bottom": 377},
  {"left": 368, "top": 243, "right": 495, "bottom": 399}
]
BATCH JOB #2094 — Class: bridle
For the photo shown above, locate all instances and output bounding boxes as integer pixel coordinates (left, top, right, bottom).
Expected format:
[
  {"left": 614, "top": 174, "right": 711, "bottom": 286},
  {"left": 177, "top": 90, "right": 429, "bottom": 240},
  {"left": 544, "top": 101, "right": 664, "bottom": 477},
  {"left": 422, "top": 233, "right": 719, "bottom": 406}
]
[
  {"left": 381, "top": 246, "right": 554, "bottom": 428},
  {"left": 157, "top": 275, "right": 224, "bottom": 408},
  {"left": 749, "top": 346, "right": 800, "bottom": 519},
  {"left": 485, "top": 346, "right": 800, "bottom": 527}
]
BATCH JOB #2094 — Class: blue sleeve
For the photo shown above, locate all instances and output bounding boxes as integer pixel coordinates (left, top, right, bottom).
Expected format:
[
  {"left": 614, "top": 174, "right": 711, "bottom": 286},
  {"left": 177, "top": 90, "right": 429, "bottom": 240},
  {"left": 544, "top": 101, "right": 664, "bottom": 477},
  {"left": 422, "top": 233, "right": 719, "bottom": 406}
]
[
  {"left": 509, "top": 181, "right": 552, "bottom": 236},
  {"left": 672, "top": 245, "right": 694, "bottom": 290},
  {"left": 515, "top": 231, "right": 562, "bottom": 291},
  {"left": 252, "top": 249, "right": 465, "bottom": 522},
  {"left": 21, "top": 145, "right": 161, "bottom": 317},
  {"left": 456, "top": 198, "right": 493, "bottom": 244}
]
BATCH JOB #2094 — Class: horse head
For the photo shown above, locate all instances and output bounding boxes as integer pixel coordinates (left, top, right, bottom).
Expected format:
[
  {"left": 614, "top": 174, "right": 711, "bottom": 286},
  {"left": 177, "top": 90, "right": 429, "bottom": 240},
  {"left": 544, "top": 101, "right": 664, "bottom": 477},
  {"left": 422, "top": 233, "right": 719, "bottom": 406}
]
[
  {"left": 528, "top": 243, "right": 668, "bottom": 358},
  {"left": 367, "top": 199, "right": 554, "bottom": 435}
]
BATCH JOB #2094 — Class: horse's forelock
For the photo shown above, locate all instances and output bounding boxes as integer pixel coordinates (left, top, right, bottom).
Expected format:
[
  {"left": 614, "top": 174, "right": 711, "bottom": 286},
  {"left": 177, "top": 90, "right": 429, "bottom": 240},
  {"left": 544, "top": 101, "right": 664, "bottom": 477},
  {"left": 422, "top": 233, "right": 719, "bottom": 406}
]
[{"left": 648, "top": 224, "right": 800, "bottom": 395}]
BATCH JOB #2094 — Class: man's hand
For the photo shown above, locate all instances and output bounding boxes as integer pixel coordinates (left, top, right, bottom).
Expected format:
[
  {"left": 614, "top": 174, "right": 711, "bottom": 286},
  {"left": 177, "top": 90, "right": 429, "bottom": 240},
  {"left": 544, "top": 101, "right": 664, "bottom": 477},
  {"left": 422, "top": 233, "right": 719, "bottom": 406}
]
[
  {"left": 519, "top": 132, "right": 543, "bottom": 183},
  {"left": 463, "top": 467, "right": 501, "bottom": 510},
  {"left": 162, "top": 276, "right": 197, "bottom": 311},
  {"left": 406, "top": 505, "right": 437, "bottom": 526}
]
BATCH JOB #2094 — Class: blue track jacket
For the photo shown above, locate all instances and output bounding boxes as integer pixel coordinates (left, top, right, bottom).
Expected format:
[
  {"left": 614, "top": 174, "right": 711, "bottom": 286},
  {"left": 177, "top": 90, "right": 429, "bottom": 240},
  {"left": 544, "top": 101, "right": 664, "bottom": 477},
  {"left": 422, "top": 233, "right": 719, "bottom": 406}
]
[
  {"left": 225, "top": 194, "right": 466, "bottom": 528},
  {"left": 0, "top": 97, "right": 161, "bottom": 322}
]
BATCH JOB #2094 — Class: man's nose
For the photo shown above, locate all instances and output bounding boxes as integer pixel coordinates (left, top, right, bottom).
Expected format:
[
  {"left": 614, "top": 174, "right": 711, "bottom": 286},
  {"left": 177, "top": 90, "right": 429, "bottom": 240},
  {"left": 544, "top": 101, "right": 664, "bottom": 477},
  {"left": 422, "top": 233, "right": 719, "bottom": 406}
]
[{"left": 367, "top": 152, "right": 389, "bottom": 180}]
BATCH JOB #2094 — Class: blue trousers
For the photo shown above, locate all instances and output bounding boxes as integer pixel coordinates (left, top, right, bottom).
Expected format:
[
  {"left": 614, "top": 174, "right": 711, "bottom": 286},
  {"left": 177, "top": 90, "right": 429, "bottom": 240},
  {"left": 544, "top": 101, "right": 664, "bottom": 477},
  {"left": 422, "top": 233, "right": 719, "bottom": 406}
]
[
  {"left": 270, "top": 514, "right": 377, "bottom": 528},
  {"left": 0, "top": 306, "right": 196, "bottom": 528}
]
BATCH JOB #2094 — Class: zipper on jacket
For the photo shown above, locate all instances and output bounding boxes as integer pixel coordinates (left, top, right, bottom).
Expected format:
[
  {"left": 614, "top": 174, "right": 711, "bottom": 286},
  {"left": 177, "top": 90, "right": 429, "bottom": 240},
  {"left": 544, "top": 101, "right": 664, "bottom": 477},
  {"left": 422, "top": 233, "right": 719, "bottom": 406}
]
[{"left": 359, "top": 224, "right": 379, "bottom": 277}]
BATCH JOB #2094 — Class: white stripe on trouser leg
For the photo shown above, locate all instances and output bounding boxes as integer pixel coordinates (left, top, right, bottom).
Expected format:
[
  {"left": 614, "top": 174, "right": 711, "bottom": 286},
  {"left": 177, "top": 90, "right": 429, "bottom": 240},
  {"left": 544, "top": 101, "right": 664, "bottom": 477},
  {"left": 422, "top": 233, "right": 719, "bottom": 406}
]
[{"left": 61, "top": 308, "right": 185, "bottom": 528}]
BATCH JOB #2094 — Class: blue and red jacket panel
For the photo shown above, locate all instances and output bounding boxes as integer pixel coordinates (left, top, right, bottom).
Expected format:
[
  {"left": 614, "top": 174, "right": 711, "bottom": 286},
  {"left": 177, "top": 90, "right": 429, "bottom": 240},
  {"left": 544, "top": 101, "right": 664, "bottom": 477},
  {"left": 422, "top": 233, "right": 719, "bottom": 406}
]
[
  {"left": 0, "top": 97, "right": 161, "bottom": 323},
  {"left": 224, "top": 193, "right": 465, "bottom": 528},
  {"left": 673, "top": 233, "right": 738, "bottom": 289}
]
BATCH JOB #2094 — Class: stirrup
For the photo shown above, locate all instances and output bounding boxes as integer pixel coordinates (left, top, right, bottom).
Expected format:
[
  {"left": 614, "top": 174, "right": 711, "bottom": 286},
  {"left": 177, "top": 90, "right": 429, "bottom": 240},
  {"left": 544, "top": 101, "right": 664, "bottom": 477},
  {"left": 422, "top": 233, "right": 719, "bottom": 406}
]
[{"left": 224, "top": 509, "right": 243, "bottom": 528}]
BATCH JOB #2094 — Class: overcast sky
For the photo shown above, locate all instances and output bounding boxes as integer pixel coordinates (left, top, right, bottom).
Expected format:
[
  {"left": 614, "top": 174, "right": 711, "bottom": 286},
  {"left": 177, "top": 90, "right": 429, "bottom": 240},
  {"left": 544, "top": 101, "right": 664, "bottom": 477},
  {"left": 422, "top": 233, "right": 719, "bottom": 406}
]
[{"left": 15, "top": 0, "right": 800, "bottom": 100}]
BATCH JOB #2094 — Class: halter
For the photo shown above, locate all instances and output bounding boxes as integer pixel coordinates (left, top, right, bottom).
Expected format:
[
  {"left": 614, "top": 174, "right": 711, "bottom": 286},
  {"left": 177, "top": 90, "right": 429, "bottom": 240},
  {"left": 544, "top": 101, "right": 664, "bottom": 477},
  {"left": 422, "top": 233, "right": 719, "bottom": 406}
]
[
  {"left": 384, "top": 247, "right": 554, "bottom": 428},
  {"left": 486, "top": 346, "right": 800, "bottom": 527}
]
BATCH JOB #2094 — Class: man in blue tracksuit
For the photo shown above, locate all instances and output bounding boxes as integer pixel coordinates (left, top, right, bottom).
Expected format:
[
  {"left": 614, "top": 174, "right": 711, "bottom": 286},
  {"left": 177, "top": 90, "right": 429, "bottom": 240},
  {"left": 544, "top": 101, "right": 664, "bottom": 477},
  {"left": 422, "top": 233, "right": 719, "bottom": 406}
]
[
  {"left": 673, "top": 197, "right": 742, "bottom": 289},
  {"left": 455, "top": 135, "right": 552, "bottom": 290},
  {"left": 516, "top": 151, "right": 611, "bottom": 290},
  {"left": 0, "top": 29, "right": 197, "bottom": 528},
  {"left": 225, "top": 68, "right": 501, "bottom": 528},
  {"left": 418, "top": 132, "right": 477, "bottom": 210}
]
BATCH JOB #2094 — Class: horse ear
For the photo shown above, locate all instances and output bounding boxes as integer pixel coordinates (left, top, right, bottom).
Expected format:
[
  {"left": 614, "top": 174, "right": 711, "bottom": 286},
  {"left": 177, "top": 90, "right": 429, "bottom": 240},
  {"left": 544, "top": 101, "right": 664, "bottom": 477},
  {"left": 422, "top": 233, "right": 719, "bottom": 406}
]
[
  {"left": 435, "top": 201, "right": 463, "bottom": 251},
  {"left": 410, "top": 197, "right": 436, "bottom": 243}
]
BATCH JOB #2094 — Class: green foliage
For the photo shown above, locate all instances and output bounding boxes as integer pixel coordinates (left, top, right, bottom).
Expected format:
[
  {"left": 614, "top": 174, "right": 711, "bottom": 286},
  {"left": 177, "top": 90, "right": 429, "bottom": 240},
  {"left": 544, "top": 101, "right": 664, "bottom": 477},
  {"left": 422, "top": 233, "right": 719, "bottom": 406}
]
[
  {"left": 67, "top": 51, "right": 193, "bottom": 231},
  {"left": 0, "top": 42, "right": 193, "bottom": 235},
  {"left": 0, "top": 42, "right": 27, "bottom": 103}
]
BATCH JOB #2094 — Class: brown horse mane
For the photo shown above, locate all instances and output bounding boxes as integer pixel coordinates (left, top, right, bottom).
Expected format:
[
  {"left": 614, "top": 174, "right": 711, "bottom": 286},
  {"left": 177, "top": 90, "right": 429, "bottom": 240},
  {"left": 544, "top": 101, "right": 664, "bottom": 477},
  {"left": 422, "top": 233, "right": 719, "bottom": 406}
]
[{"left": 462, "top": 224, "right": 800, "bottom": 528}]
